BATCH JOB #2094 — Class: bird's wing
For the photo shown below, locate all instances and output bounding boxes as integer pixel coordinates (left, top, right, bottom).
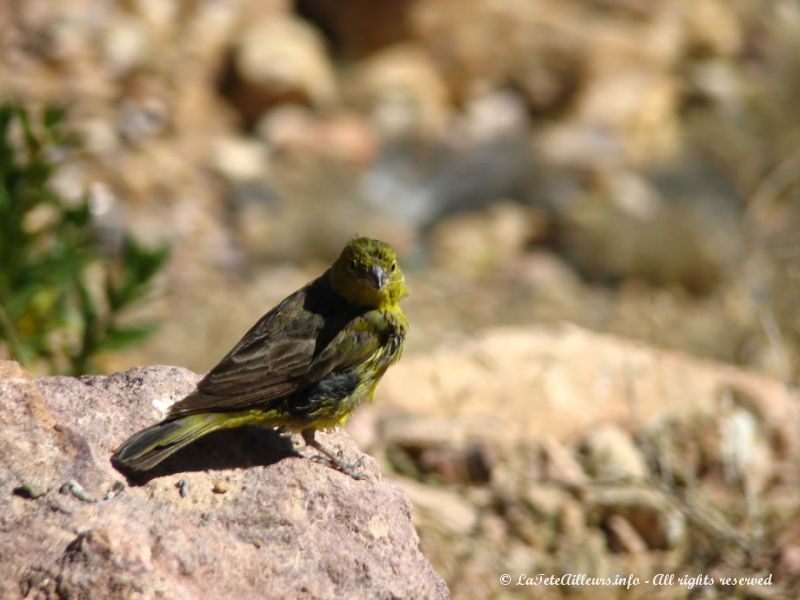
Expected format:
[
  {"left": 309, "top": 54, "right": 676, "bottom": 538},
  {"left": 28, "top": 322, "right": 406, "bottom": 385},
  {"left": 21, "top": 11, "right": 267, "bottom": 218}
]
[{"left": 166, "top": 287, "right": 382, "bottom": 418}]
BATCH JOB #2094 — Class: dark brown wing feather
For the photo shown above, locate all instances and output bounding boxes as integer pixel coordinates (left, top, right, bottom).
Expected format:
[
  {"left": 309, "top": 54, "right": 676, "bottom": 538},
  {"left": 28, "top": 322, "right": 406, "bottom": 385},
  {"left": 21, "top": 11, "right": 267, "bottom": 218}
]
[{"left": 166, "top": 277, "right": 381, "bottom": 418}]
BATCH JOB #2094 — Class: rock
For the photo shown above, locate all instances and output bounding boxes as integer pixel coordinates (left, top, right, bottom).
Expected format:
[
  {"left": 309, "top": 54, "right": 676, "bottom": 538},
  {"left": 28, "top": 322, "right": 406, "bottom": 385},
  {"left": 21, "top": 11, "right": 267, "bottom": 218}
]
[
  {"left": 378, "top": 325, "right": 800, "bottom": 458},
  {"left": 684, "top": 0, "right": 742, "bottom": 57},
  {"left": 396, "top": 477, "right": 478, "bottom": 535},
  {"left": 717, "top": 387, "right": 773, "bottom": 498},
  {"left": 553, "top": 165, "right": 742, "bottom": 295},
  {"left": 349, "top": 43, "right": 449, "bottom": 139},
  {"left": 410, "top": 0, "right": 585, "bottom": 110},
  {"left": 211, "top": 480, "right": 229, "bottom": 494},
  {"left": 257, "top": 106, "right": 377, "bottom": 164},
  {"left": 538, "top": 436, "right": 589, "bottom": 486},
  {"left": 78, "top": 116, "right": 121, "bottom": 157},
  {"left": 687, "top": 59, "right": 745, "bottom": 113},
  {"left": 257, "top": 105, "right": 320, "bottom": 150},
  {"left": 456, "top": 89, "right": 530, "bottom": 143},
  {"left": 641, "top": 415, "right": 706, "bottom": 486},
  {"left": 296, "top": 0, "right": 414, "bottom": 57},
  {"left": 537, "top": 122, "right": 627, "bottom": 170},
  {"left": 776, "top": 545, "right": 800, "bottom": 582},
  {"left": 382, "top": 415, "right": 459, "bottom": 450},
  {"left": 118, "top": 90, "right": 170, "bottom": 145},
  {"left": 0, "top": 361, "right": 448, "bottom": 599},
  {"left": 580, "top": 424, "right": 648, "bottom": 481},
  {"left": 586, "top": 486, "right": 685, "bottom": 550},
  {"left": 641, "top": 384, "right": 779, "bottom": 493},
  {"left": 605, "top": 514, "right": 648, "bottom": 554},
  {"left": 320, "top": 112, "right": 378, "bottom": 164},
  {"left": 362, "top": 134, "right": 533, "bottom": 229},
  {"left": 102, "top": 14, "right": 150, "bottom": 76},
  {"left": 557, "top": 496, "right": 588, "bottom": 543},
  {"left": 226, "top": 15, "right": 336, "bottom": 122},
  {"left": 428, "top": 202, "right": 536, "bottom": 277},
  {"left": 382, "top": 415, "right": 494, "bottom": 483},
  {"left": 210, "top": 135, "right": 269, "bottom": 182},
  {"left": 575, "top": 70, "right": 681, "bottom": 162},
  {"left": 522, "top": 484, "right": 571, "bottom": 521}
]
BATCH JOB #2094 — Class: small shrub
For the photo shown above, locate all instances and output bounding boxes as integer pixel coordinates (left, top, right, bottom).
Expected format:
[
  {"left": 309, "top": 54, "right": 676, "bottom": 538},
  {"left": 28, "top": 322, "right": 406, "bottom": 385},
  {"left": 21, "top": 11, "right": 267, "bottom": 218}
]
[{"left": 0, "top": 102, "right": 168, "bottom": 374}]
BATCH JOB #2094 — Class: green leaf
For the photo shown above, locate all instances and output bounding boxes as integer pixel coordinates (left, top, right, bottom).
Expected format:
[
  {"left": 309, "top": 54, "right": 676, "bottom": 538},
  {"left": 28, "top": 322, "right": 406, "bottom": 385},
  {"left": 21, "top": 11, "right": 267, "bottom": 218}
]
[
  {"left": 107, "top": 236, "right": 170, "bottom": 310},
  {"left": 98, "top": 323, "right": 159, "bottom": 352},
  {"left": 0, "top": 102, "right": 170, "bottom": 375}
]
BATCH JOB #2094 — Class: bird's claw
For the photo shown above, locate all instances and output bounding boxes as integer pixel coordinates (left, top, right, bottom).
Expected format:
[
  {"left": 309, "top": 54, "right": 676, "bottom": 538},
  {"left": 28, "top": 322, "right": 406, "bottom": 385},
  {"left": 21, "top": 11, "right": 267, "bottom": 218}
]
[
  {"left": 339, "top": 455, "right": 367, "bottom": 480},
  {"left": 310, "top": 451, "right": 367, "bottom": 480},
  {"left": 300, "top": 429, "right": 368, "bottom": 480}
]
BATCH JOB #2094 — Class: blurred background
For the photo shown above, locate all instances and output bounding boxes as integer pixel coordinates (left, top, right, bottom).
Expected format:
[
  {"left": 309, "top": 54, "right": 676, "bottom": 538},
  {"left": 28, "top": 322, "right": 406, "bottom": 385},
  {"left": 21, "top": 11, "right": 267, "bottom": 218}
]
[{"left": 2, "top": 0, "right": 800, "bottom": 598}]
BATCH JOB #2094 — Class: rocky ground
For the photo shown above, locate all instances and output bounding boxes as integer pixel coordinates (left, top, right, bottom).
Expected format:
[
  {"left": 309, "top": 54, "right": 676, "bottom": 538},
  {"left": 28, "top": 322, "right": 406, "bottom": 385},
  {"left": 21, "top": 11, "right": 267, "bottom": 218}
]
[
  {"left": 3, "top": 0, "right": 800, "bottom": 598},
  {"left": 369, "top": 326, "right": 800, "bottom": 599},
  {"left": 0, "top": 360, "right": 447, "bottom": 599},
  {"left": 4, "top": 0, "right": 799, "bottom": 374},
  {"left": 3, "top": 326, "right": 798, "bottom": 598}
]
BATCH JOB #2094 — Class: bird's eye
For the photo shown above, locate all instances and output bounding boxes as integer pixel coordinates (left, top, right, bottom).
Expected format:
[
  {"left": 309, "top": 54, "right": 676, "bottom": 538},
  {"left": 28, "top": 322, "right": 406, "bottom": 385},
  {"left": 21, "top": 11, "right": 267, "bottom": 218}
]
[{"left": 390, "top": 261, "right": 396, "bottom": 272}]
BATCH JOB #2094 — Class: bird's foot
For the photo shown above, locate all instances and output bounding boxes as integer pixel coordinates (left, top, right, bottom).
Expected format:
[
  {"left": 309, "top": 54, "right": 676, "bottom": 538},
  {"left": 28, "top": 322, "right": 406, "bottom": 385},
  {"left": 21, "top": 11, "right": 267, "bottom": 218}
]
[
  {"left": 310, "top": 452, "right": 367, "bottom": 480},
  {"left": 301, "top": 429, "right": 367, "bottom": 480}
]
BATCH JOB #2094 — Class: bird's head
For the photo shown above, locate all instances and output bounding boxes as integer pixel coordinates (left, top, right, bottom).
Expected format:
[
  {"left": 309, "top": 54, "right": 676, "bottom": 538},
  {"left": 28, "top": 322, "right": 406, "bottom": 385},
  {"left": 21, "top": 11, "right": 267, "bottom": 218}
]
[{"left": 330, "top": 237, "right": 408, "bottom": 309}]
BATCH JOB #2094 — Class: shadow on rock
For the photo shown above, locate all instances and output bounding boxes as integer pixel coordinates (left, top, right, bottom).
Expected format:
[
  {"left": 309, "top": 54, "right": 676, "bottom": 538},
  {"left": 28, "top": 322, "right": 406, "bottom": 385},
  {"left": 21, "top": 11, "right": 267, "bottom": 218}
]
[{"left": 113, "top": 426, "right": 298, "bottom": 485}]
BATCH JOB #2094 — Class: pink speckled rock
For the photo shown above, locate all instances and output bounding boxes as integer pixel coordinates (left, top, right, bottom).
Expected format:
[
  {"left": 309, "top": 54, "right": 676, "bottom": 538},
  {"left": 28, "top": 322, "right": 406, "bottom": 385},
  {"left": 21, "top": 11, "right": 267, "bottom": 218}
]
[{"left": 0, "top": 361, "right": 448, "bottom": 599}]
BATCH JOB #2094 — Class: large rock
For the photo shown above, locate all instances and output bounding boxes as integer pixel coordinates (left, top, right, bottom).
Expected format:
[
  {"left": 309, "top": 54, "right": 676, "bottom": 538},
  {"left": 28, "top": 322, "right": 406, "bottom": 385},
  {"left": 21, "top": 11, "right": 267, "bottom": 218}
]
[
  {"left": 348, "top": 43, "right": 450, "bottom": 139},
  {"left": 379, "top": 325, "right": 799, "bottom": 453},
  {"left": 0, "top": 361, "right": 448, "bottom": 599},
  {"left": 373, "top": 326, "right": 799, "bottom": 594},
  {"left": 224, "top": 15, "right": 337, "bottom": 123}
]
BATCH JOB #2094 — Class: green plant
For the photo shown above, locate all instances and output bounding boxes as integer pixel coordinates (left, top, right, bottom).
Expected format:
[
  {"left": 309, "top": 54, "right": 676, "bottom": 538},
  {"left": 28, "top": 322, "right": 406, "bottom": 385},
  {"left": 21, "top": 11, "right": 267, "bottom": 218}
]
[{"left": 0, "top": 102, "right": 168, "bottom": 374}]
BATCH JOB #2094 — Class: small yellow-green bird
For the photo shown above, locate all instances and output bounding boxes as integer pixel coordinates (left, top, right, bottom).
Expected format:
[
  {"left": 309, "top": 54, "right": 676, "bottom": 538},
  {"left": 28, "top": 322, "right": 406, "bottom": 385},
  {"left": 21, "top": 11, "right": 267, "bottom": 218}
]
[{"left": 111, "top": 237, "right": 408, "bottom": 479}]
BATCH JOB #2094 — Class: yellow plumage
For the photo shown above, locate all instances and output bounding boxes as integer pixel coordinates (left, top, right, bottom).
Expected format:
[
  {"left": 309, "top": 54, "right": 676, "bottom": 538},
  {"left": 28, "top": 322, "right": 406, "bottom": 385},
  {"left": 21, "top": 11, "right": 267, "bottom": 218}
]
[{"left": 112, "top": 237, "right": 408, "bottom": 479}]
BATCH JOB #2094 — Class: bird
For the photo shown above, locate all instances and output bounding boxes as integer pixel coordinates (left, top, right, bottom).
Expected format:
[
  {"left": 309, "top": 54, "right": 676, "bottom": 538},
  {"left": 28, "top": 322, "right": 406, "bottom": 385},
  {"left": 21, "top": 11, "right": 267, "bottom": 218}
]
[{"left": 111, "top": 237, "right": 408, "bottom": 479}]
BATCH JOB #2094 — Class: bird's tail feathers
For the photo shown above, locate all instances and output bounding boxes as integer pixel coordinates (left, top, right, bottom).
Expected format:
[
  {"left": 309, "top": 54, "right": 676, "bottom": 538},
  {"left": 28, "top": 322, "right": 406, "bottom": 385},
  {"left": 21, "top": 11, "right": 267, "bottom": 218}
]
[{"left": 111, "top": 413, "right": 224, "bottom": 472}]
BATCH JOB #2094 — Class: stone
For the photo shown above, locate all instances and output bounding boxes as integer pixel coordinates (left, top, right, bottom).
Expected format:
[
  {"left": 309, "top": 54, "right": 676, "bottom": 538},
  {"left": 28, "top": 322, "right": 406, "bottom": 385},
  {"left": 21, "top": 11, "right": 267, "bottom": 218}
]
[
  {"left": 581, "top": 424, "right": 649, "bottom": 481},
  {"left": 684, "top": 0, "right": 743, "bottom": 57},
  {"left": 428, "top": 201, "right": 535, "bottom": 277},
  {"left": 257, "top": 107, "right": 377, "bottom": 164},
  {"left": 378, "top": 325, "right": 800, "bottom": 454},
  {"left": 522, "top": 484, "right": 571, "bottom": 521},
  {"left": 605, "top": 514, "right": 648, "bottom": 554},
  {"left": 410, "top": 0, "right": 585, "bottom": 109},
  {"left": 717, "top": 387, "right": 774, "bottom": 498},
  {"left": 103, "top": 15, "right": 150, "bottom": 75},
  {"left": 210, "top": 135, "right": 269, "bottom": 182},
  {"left": 537, "top": 122, "right": 627, "bottom": 170},
  {"left": 538, "top": 436, "right": 589, "bottom": 486},
  {"left": 349, "top": 43, "right": 449, "bottom": 139},
  {"left": 575, "top": 70, "right": 681, "bottom": 162},
  {"left": 397, "top": 477, "right": 478, "bottom": 536},
  {"left": 295, "top": 0, "right": 414, "bottom": 57},
  {"left": 382, "top": 415, "right": 494, "bottom": 483},
  {"left": 586, "top": 487, "right": 685, "bottom": 550},
  {"left": 776, "top": 545, "right": 800, "bottom": 582},
  {"left": 362, "top": 134, "right": 533, "bottom": 229},
  {"left": 0, "top": 361, "right": 448, "bottom": 599},
  {"left": 227, "top": 15, "right": 336, "bottom": 122}
]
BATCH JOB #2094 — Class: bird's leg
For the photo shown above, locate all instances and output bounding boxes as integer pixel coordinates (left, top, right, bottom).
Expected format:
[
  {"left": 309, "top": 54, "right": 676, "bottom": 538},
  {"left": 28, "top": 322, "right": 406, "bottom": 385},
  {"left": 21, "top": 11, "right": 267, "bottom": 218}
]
[{"left": 301, "top": 429, "right": 366, "bottom": 480}]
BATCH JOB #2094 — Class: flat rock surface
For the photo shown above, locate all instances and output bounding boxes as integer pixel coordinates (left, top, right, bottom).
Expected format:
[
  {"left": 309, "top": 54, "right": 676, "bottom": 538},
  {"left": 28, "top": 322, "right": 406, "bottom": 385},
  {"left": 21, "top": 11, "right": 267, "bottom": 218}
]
[
  {"left": 380, "top": 324, "right": 799, "bottom": 447},
  {"left": 0, "top": 361, "right": 448, "bottom": 599}
]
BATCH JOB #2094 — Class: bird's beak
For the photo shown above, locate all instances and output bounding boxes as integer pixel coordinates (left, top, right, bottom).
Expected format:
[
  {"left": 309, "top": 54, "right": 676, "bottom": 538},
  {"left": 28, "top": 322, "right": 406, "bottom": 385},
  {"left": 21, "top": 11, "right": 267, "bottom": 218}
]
[{"left": 367, "top": 264, "right": 387, "bottom": 289}]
